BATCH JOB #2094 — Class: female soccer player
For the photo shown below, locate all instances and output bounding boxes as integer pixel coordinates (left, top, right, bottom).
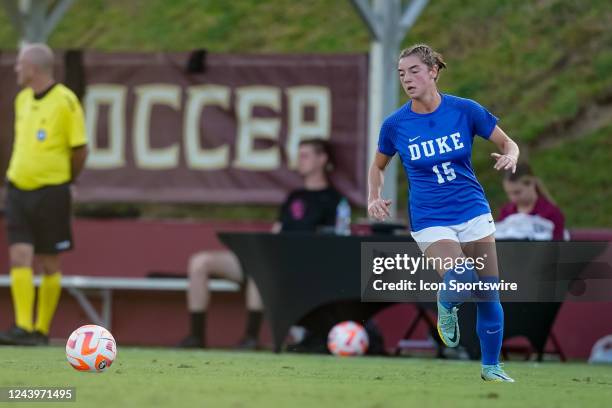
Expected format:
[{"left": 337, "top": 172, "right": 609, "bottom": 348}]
[{"left": 368, "top": 44, "right": 519, "bottom": 382}]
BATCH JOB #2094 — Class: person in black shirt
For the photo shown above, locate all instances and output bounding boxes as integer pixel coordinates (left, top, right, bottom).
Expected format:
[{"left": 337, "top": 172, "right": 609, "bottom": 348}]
[
  {"left": 279, "top": 187, "right": 341, "bottom": 232},
  {"left": 178, "top": 139, "right": 342, "bottom": 349}
]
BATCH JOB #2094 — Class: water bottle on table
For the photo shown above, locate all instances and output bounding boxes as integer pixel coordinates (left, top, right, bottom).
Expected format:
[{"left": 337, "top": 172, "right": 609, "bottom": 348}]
[{"left": 335, "top": 198, "right": 351, "bottom": 236}]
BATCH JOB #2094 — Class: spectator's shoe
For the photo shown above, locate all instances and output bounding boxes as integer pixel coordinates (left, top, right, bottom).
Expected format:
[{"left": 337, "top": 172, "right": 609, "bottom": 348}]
[
  {"left": 481, "top": 364, "right": 515, "bottom": 382},
  {"left": 0, "top": 326, "right": 37, "bottom": 346},
  {"left": 437, "top": 293, "right": 460, "bottom": 348},
  {"left": 31, "top": 331, "right": 49, "bottom": 346},
  {"left": 234, "top": 336, "right": 258, "bottom": 351},
  {"left": 176, "top": 335, "right": 204, "bottom": 349}
]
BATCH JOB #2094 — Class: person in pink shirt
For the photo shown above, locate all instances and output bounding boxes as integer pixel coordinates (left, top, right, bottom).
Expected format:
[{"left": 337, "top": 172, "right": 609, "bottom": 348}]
[{"left": 497, "top": 162, "right": 565, "bottom": 241}]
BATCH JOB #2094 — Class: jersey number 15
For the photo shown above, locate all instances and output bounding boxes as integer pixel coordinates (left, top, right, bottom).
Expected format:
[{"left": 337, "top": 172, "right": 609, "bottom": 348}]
[{"left": 432, "top": 162, "right": 456, "bottom": 184}]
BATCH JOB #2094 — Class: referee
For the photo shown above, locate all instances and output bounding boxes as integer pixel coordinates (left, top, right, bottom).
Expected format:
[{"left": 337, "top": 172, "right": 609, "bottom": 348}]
[{"left": 0, "top": 44, "right": 87, "bottom": 346}]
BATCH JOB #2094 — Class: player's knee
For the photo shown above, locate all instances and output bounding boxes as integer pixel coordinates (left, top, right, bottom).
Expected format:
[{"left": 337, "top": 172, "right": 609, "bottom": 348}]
[
  {"left": 40, "top": 264, "right": 56, "bottom": 275},
  {"left": 10, "top": 250, "right": 32, "bottom": 268},
  {"left": 246, "top": 292, "right": 264, "bottom": 311},
  {"left": 10, "top": 258, "right": 29, "bottom": 268},
  {"left": 188, "top": 253, "right": 212, "bottom": 278},
  {"left": 37, "top": 256, "right": 60, "bottom": 275}
]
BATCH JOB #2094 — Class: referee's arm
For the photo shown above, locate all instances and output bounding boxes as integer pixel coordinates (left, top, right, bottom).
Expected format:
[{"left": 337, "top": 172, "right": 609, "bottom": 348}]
[
  {"left": 71, "top": 145, "right": 88, "bottom": 182},
  {"left": 67, "top": 91, "right": 88, "bottom": 183}
]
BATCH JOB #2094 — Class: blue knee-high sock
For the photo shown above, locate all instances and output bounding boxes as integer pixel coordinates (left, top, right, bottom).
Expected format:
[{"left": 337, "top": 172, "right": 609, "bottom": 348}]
[
  {"left": 439, "top": 262, "right": 478, "bottom": 309},
  {"left": 476, "top": 276, "right": 504, "bottom": 366}
]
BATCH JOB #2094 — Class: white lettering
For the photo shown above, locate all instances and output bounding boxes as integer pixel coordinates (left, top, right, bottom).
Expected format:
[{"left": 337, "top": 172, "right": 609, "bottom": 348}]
[
  {"left": 133, "top": 85, "right": 181, "bottom": 169},
  {"left": 408, "top": 144, "right": 421, "bottom": 160},
  {"left": 84, "top": 83, "right": 335, "bottom": 172},
  {"left": 184, "top": 85, "right": 230, "bottom": 170},
  {"left": 420, "top": 281, "right": 444, "bottom": 291},
  {"left": 373, "top": 257, "right": 384, "bottom": 274},
  {"left": 286, "top": 86, "right": 331, "bottom": 168},
  {"left": 85, "top": 85, "right": 127, "bottom": 169},
  {"left": 233, "top": 86, "right": 281, "bottom": 170},
  {"left": 435, "top": 135, "right": 452, "bottom": 154},
  {"left": 421, "top": 140, "right": 435, "bottom": 157},
  {"left": 373, "top": 280, "right": 416, "bottom": 291},
  {"left": 450, "top": 132, "right": 464, "bottom": 150}
]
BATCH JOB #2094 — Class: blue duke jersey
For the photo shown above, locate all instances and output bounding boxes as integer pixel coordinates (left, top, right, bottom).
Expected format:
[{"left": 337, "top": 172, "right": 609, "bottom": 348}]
[{"left": 378, "top": 94, "right": 498, "bottom": 231}]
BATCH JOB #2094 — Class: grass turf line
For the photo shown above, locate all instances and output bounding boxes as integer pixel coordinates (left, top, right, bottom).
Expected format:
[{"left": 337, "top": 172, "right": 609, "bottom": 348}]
[{"left": 1, "top": 346, "right": 611, "bottom": 408}]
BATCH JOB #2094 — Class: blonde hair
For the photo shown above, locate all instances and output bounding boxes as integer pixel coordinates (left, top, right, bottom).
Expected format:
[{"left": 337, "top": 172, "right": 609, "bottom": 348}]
[{"left": 399, "top": 44, "right": 447, "bottom": 81}]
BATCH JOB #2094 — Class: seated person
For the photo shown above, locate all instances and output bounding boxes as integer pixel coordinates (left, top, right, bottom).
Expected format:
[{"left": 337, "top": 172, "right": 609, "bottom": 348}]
[
  {"left": 178, "top": 138, "right": 343, "bottom": 348},
  {"left": 496, "top": 162, "right": 565, "bottom": 240}
]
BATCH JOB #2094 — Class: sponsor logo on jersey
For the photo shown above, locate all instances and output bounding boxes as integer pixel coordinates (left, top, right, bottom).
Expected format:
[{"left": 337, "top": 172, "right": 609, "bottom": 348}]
[{"left": 36, "top": 129, "right": 46, "bottom": 141}]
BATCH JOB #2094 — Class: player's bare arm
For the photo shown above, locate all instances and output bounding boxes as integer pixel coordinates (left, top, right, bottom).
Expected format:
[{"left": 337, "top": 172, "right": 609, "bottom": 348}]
[
  {"left": 488, "top": 126, "right": 519, "bottom": 173},
  {"left": 71, "top": 145, "right": 88, "bottom": 182},
  {"left": 367, "top": 152, "right": 392, "bottom": 221}
]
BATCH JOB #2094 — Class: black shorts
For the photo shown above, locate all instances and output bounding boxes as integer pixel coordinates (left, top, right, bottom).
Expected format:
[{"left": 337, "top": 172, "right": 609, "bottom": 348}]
[{"left": 5, "top": 181, "right": 73, "bottom": 254}]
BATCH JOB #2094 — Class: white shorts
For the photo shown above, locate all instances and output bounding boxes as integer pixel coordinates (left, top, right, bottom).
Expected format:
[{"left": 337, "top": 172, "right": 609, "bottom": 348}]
[{"left": 411, "top": 213, "right": 496, "bottom": 253}]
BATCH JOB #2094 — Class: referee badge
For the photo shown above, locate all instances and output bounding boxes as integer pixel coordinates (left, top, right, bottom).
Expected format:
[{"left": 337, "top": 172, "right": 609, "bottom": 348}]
[{"left": 36, "top": 129, "right": 46, "bottom": 141}]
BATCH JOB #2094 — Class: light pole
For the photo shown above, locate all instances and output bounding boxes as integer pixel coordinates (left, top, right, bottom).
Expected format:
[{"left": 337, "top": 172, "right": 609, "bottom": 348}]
[{"left": 350, "top": 0, "right": 428, "bottom": 219}]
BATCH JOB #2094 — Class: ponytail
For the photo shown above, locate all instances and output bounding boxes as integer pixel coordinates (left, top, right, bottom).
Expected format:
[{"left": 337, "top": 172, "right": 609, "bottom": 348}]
[{"left": 533, "top": 178, "right": 556, "bottom": 205}]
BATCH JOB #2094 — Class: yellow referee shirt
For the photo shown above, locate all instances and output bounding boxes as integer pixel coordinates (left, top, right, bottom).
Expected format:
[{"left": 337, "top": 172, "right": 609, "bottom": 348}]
[{"left": 7, "top": 83, "right": 87, "bottom": 190}]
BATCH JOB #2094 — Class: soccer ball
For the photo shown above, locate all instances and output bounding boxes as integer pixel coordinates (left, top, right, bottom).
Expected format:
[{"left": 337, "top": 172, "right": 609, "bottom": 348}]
[
  {"left": 65, "top": 324, "right": 117, "bottom": 372},
  {"left": 327, "top": 321, "right": 369, "bottom": 356}
]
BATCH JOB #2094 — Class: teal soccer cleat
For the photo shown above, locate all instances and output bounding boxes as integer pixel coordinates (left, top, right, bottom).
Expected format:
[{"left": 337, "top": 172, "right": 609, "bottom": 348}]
[
  {"left": 481, "top": 364, "right": 515, "bottom": 383},
  {"left": 436, "top": 294, "right": 460, "bottom": 347}
]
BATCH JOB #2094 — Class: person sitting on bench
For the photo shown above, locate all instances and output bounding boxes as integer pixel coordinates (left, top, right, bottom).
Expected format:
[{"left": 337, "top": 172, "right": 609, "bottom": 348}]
[{"left": 177, "top": 139, "right": 343, "bottom": 349}]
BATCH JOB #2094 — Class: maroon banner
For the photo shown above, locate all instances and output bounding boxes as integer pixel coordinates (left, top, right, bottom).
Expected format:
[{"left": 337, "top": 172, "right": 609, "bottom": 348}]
[{"left": 0, "top": 52, "right": 368, "bottom": 205}]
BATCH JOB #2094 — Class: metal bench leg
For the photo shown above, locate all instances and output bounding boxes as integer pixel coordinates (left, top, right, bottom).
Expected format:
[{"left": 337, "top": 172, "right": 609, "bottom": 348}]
[
  {"left": 102, "top": 289, "right": 112, "bottom": 330},
  {"left": 66, "top": 287, "right": 112, "bottom": 330}
]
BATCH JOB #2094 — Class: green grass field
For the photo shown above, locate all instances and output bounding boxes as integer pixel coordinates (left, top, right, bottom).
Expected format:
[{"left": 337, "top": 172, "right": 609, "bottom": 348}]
[{"left": 1, "top": 346, "right": 611, "bottom": 408}]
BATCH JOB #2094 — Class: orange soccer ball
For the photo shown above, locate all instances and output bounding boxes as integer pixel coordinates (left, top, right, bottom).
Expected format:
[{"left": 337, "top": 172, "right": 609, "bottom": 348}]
[{"left": 65, "top": 325, "right": 117, "bottom": 372}]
